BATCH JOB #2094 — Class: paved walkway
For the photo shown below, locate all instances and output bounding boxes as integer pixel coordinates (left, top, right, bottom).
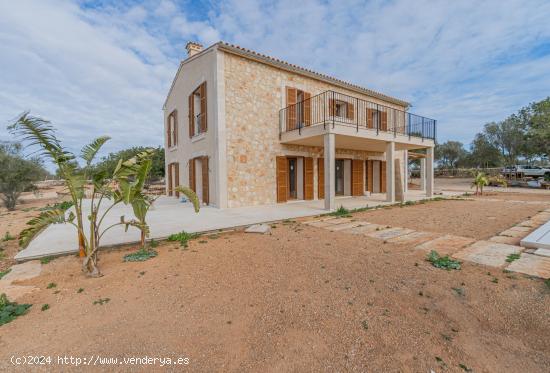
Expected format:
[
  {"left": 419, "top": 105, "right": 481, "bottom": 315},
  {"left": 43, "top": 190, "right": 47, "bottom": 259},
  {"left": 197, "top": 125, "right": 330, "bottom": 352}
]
[
  {"left": 15, "top": 191, "right": 449, "bottom": 261},
  {"left": 304, "top": 207, "right": 550, "bottom": 279}
]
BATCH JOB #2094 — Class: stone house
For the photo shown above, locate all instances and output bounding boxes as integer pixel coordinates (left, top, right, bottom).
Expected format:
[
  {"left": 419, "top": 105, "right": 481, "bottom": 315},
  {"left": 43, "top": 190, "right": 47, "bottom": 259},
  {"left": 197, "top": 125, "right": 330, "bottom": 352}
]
[{"left": 163, "top": 41, "right": 436, "bottom": 209}]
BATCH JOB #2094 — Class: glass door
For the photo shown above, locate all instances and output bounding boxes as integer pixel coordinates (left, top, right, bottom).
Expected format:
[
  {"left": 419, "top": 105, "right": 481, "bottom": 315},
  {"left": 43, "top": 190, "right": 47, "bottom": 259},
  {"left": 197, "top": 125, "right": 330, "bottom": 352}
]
[{"left": 288, "top": 158, "right": 297, "bottom": 199}]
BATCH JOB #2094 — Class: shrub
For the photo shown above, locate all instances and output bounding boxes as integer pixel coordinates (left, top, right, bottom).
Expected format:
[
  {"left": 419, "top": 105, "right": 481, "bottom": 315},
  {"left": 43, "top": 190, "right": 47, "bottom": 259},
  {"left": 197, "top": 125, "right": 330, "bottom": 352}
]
[
  {"left": 167, "top": 231, "right": 199, "bottom": 248},
  {"left": 330, "top": 205, "right": 351, "bottom": 217},
  {"left": 123, "top": 248, "right": 158, "bottom": 262},
  {"left": 0, "top": 293, "right": 32, "bottom": 326},
  {"left": 426, "top": 251, "right": 461, "bottom": 270}
]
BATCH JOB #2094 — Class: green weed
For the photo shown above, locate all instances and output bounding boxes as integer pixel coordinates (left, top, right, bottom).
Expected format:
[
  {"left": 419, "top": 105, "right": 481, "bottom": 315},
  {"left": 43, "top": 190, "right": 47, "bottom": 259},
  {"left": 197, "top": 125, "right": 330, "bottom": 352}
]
[
  {"left": 123, "top": 248, "right": 158, "bottom": 262},
  {"left": 167, "top": 230, "right": 200, "bottom": 248},
  {"left": 0, "top": 293, "right": 31, "bottom": 326},
  {"left": 0, "top": 268, "right": 11, "bottom": 280},
  {"left": 505, "top": 253, "right": 521, "bottom": 263},
  {"left": 426, "top": 251, "right": 461, "bottom": 270}
]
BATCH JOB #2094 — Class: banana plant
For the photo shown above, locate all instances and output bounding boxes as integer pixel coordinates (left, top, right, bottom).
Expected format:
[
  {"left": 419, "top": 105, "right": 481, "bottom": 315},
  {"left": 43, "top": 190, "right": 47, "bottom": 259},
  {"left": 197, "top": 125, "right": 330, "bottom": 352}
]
[
  {"left": 10, "top": 113, "right": 152, "bottom": 277},
  {"left": 471, "top": 171, "right": 489, "bottom": 195}
]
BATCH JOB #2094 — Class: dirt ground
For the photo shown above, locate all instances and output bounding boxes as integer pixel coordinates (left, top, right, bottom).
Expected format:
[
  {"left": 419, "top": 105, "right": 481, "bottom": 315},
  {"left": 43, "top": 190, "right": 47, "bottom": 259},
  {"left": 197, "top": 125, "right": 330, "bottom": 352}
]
[
  {"left": 1, "top": 193, "right": 549, "bottom": 372},
  {"left": 354, "top": 198, "right": 549, "bottom": 240},
  {"left": 0, "top": 195, "right": 63, "bottom": 272}
]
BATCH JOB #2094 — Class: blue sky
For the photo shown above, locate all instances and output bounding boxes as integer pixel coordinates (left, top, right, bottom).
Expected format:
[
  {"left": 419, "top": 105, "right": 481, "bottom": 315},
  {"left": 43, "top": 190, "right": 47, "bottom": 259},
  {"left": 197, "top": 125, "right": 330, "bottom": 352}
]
[{"left": 1, "top": 0, "right": 549, "bottom": 163}]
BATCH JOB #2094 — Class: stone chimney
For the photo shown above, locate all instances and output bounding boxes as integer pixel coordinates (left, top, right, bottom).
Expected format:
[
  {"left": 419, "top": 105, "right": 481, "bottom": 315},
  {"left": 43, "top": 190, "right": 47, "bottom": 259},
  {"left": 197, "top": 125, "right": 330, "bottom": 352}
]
[{"left": 186, "top": 41, "right": 203, "bottom": 57}]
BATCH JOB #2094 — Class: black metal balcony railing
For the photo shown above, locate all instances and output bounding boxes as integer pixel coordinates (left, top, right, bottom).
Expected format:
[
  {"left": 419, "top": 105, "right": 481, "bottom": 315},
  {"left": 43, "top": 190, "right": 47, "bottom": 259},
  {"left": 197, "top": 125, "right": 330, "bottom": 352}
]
[{"left": 279, "top": 90, "right": 436, "bottom": 140}]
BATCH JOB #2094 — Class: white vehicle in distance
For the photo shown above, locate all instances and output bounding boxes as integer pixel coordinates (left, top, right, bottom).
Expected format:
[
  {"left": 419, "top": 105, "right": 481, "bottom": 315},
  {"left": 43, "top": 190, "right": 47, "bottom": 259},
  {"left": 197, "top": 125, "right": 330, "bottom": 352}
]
[{"left": 501, "top": 165, "right": 550, "bottom": 177}]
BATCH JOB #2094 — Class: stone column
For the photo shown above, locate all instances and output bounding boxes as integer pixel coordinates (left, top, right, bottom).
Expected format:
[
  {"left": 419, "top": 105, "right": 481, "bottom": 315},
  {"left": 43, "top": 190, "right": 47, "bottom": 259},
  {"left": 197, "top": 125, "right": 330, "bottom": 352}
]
[
  {"left": 324, "top": 133, "right": 336, "bottom": 210},
  {"left": 386, "top": 141, "right": 395, "bottom": 203},
  {"left": 420, "top": 158, "right": 426, "bottom": 192},
  {"left": 426, "top": 147, "right": 434, "bottom": 197}
]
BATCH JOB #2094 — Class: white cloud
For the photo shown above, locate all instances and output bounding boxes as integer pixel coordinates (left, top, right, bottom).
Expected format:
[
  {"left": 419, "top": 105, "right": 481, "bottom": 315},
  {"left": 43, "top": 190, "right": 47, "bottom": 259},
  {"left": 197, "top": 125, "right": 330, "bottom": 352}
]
[{"left": 0, "top": 0, "right": 549, "bottom": 169}]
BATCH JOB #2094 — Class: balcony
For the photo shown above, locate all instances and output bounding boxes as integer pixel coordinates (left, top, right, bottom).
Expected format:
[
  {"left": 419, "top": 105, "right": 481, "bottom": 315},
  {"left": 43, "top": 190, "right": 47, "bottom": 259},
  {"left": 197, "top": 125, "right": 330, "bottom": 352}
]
[{"left": 279, "top": 90, "right": 436, "bottom": 142}]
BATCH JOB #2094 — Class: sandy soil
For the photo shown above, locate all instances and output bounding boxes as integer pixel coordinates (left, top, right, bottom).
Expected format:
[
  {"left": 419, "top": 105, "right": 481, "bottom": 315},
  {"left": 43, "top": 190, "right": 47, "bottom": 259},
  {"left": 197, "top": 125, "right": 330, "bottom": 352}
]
[
  {"left": 0, "top": 196, "right": 64, "bottom": 272},
  {"left": 1, "top": 197, "right": 549, "bottom": 372},
  {"left": 354, "top": 196, "right": 549, "bottom": 240}
]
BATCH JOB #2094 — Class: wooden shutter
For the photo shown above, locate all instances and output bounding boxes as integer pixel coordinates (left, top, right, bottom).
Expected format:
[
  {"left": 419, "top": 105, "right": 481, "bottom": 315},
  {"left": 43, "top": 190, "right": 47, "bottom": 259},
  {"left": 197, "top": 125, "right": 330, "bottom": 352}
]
[
  {"left": 381, "top": 111, "right": 388, "bottom": 131},
  {"left": 188, "top": 93, "right": 195, "bottom": 138},
  {"left": 303, "top": 92, "right": 311, "bottom": 126},
  {"left": 328, "top": 98, "right": 335, "bottom": 116},
  {"left": 380, "top": 161, "right": 387, "bottom": 193},
  {"left": 189, "top": 158, "right": 196, "bottom": 193},
  {"left": 347, "top": 102, "right": 355, "bottom": 120},
  {"left": 304, "top": 157, "right": 314, "bottom": 200},
  {"left": 367, "top": 108, "right": 374, "bottom": 129},
  {"left": 200, "top": 82, "right": 207, "bottom": 133},
  {"left": 167, "top": 163, "right": 173, "bottom": 196},
  {"left": 286, "top": 87, "right": 297, "bottom": 131},
  {"left": 167, "top": 115, "right": 172, "bottom": 148},
  {"left": 351, "top": 159, "right": 364, "bottom": 196},
  {"left": 172, "top": 110, "right": 178, "bottom": 146},
  {"left": 174, "top": 162, "right": 180, "bottom": 197},
  {"left": 367, "top": 160, "right": 373, "bottom": 192},
  {"left": 276, "top": 156, "right": 288, "bottom": 203},
  {"left": 318, "top": 158, "right": 324, "bottom": 199},
  {"left": 201, "top": 156, "right": 209, "bottom": 205}
]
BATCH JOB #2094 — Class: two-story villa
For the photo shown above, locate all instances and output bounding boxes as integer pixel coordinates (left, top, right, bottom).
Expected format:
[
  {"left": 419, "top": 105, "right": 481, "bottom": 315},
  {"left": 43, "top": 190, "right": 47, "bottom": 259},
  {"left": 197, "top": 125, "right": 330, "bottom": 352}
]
[{"left": 163, "top": 41, "right": 436, "bottom": 210}]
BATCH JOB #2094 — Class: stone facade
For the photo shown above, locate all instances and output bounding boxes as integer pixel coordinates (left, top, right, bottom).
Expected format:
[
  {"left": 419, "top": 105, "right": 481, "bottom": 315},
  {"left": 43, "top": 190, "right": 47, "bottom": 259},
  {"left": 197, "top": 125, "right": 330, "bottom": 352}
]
[{"left": 223, "top": 51, "right": 405, "bottom": 208}]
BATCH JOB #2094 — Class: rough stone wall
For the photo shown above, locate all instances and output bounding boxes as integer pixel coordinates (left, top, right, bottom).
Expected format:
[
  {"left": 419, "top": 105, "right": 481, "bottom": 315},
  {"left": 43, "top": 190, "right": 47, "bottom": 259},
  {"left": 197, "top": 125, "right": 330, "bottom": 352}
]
[{"left": 223, "top": 52, "right": 405, "bottom": 208}]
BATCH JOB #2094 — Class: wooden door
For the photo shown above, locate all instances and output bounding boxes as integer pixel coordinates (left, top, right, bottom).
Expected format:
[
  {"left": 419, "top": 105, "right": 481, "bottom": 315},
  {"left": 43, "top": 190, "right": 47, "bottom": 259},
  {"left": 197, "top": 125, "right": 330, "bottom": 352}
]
[
  {"left": 352, "top": 159, "right": 364, "bottom": 196},
  {"left": 276, "top": 156, "right": 288, "bottom": 203},
  {"left": 167, "top": 163, "right": 173, "bottom": 196},
  {"left": 201, "top": 156, "right": 209, "bottom": 205},
  {"left": 189, "top": 158, "right": 196, "bottom": 193},
  {"left": 174, "top": 162, "right": 180, "bottom": 197},
  {"left": 367, "top": 160, "right": 373, "bottom": 192},
  {"left": 304, "top": 157, "right": 314, "bottom": 200},
  {"left": 317, "top": 158, "right": 324, "bottom": 199},
  {"left": 380, "top": 161, "right": 387, "bottom": 193}
]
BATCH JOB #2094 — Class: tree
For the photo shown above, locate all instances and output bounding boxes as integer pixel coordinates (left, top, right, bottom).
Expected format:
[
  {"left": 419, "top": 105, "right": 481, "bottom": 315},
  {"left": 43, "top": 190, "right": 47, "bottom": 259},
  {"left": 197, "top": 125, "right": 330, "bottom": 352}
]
[
  {"left": 483, "top": 118, "right": 525, "bottom": 166},
  {"left": 0, "top": 142, "right": 48, "bottom": 210},
  {"left": 435, "top": 141, "right": 467, "bottom": 168},
  {"left": 523, "top": 97, "right": 550, "bottom": 160},
  {"left": 9, "top": 113, "right": 155, "bottom": 276},
  {"left": 466, "top": 133, "right": 502, "bottom": 168},
  {"left": 91, "top": 146, "right": 165, "bottom": 182}
]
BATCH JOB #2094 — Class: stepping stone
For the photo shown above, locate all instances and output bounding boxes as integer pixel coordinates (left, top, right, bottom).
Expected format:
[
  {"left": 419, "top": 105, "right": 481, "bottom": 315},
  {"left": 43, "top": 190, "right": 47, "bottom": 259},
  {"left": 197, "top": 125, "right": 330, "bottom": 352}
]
[
  {"left": 344, "top": 223, "right": 388, "bottom": 235},
  {"left": 453, "top": 241, "right": 522, "bottom": 267},
  {"left": 245, "top": 224, "right": 271, "bottom": 234},
  {"left": 323, "top": 218, "right": 353, "bottom": 225},
  {"left": 303, "top": 217, "right": 337, "bottom": 226},
  {"left": 534, "top": 248, "right": 550, "bottom": 258},
  {"left": 415, "top": 235, "right": 475, "bottom": 255},
  {"left": 306, "top": 220, "right": 340, "bottom": 228},
  {"left": 388, "top": 231, "right": 440, "bottom": 245},
  {"left": 517, "top": 220, "right": 540, "bottom": 228},
  {"left": 327, "top": 221, "right": 365, "bottom": 231},
  {"left": 366, "top": 227, "right": 415, "bottom": 240},
  {"left": 489, "top": 235, "right": 520, "bottom": 245},
  {"left": 1, "top": 261, "right": 42, "bottom": 282},
  {"left": 499, "top": 226, "right": 532, "bottom": 238},
  {"left": 506, "top": 253, "right": 550, "bottom": 278},
  {"left": 532, "top": 213, "right": 550, "bottom": 223}
]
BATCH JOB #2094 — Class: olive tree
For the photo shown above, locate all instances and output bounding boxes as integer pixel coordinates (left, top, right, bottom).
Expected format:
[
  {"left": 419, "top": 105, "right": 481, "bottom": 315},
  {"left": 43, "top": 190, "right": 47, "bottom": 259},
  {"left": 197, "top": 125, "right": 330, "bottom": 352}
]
[{"left": 0, "top": 142, "right": 47, "bottom": 210}]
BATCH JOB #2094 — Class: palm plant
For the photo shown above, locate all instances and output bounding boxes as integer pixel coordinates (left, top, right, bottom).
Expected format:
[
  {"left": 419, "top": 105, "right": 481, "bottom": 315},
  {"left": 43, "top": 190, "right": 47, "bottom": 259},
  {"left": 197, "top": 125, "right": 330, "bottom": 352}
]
[
  {"left": 9, "top": 113, "right": 154, "bottom": 276},
  {"left": 471, "top": 171, "right": 489, "bottom": 195}
]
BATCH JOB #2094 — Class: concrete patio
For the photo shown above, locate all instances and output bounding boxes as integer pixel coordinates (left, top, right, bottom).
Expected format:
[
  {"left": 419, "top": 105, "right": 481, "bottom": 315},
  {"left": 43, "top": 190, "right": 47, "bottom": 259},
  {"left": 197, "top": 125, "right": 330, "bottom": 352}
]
[{"left": 15, "top": 190, "right": 450, "bottom": 261}]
